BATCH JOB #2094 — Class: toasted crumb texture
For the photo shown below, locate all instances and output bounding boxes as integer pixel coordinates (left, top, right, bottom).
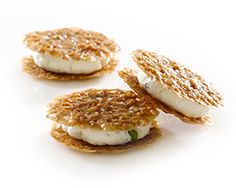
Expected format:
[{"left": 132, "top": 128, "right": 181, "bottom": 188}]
[
  {"left": 24, "top": 28, "right": 119, "bottom": 61},
  {"left": 132, "top": 49, "right": 223, "bottom": 107},
  {"left": 118, "top": 68, "right": 211, "bottom": 124},
  {"left": 22, "top": 56, "right": 118, "bottom": 80},
  {"left": 47, "top": 89, "right": 159, "bottom": 131},
  {"left": 50, "top": 125, "right": 161, "bottom": 153}
]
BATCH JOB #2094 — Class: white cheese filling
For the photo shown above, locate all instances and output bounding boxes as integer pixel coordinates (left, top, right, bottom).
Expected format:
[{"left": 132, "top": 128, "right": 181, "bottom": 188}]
[
  {"left": 137, "top": 70, "right": 209, "bottom": 118},
  {"left": 60, "top": 124, "right": 152, "bottom": 146},
  {"left": 33, "top": 52, "right": 112, "bottom": 74}
]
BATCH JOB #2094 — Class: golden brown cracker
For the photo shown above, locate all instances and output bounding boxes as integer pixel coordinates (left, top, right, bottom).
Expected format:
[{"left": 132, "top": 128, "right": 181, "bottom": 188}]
[
  {"left": 132, "top": 49, "right": 223, "bottom": 107},
  {"left": 24, "top": 28, "right": 119, "bottom": 61},
  {"left": 47, "top": 89, "right": 159, "bottom": 131},
  {"left": 50, "top": 125, "right": 161, "bottom": 153},
  {"left": 118, "top": 68, "right": 211, "bottom": 124},
  {"left": 22, "top": 56, "right": 118, "bottom": 80}
]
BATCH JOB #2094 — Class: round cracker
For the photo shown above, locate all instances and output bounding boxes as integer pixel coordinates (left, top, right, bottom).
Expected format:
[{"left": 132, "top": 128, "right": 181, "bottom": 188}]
[
  {"left": 132, "top": 49, "right": 223, "bottom": 107},
  {"left": 24, "top": 28, "right": 119, "bottom": 61},
  {"left": 47, "top": 89, "right": 159, "bottom": 131},
  {"left": 118, "top": 68, "right": 211, "bottom": 124},
  {"left": 22, "top": 56, "right": 118, "bottom": 80},
  {"left": 50, "top": 124, "right": 161, "bottom": 153}
]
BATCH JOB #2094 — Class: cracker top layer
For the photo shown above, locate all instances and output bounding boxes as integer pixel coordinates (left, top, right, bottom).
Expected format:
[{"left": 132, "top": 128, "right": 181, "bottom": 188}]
[
  {"left": 132, "top": 49, "right": 223, "bottom": 107},
  {"left": 47, "top": 89, "right": 159, "bottom": 131},
  {"left": 119, "top": 68, "right": 210, "bottom": 124},
  {"left": 24, "top": 28, "right": 119, "bottom": 61}
]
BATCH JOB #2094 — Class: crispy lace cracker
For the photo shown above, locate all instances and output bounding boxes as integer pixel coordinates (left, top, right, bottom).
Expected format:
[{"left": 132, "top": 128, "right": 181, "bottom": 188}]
[
  {"left": 50, "top": 123, "right": 161, "bottom": 153},
  {"left": 47, "top": 89, "right": 159, "bottom": 131},
  {"left": 132, "top": 49, "right": 223, "bottom": 107},
  {"left": 24, "top": 28, "right": 119, "bottom": 61},
  {"left": 22, "top": 56, "right": 118, "bottom": 80},
  {"left": 119, "top": 68, "right": 211, "bottom": 124}
]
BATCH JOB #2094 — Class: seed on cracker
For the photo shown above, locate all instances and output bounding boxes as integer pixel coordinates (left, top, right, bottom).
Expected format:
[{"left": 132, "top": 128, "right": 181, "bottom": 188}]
[{"left": 47, "top": 89, "right": 161, "bottom": 153}]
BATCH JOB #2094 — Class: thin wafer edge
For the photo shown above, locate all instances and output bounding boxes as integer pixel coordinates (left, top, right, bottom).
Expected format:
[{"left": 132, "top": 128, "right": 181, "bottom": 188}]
[
  {"left": 22, "top": 56, "right": 118, "bottom": 80},
  {"left": 118, "top": 68, "right": 211, "bottom": 125},
  {"left": 50, "top": 125, "right": 161, "bottom": 153}
]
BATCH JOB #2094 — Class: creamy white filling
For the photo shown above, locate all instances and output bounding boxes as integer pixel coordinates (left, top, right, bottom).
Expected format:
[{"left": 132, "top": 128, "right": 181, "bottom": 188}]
[
  {"left": 137, "top": 70, "right": 209, "bottom": 118},
  {"left": 33, "top": 52, "right": 111, "bottom": 74},
  {"left": 60, "top": 124, "right": 151, "bottom": 146}
]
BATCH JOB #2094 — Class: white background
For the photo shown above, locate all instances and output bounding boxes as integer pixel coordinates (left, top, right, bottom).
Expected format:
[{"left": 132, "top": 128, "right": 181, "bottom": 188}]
[{"left": 0, "top": 0, "right": 235, "bottom": 188}]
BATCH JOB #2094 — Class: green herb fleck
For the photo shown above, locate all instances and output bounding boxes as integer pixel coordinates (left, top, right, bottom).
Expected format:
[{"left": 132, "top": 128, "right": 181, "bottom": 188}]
[{"left": 128, "top": 129, "right": 138, "bottom": 141}]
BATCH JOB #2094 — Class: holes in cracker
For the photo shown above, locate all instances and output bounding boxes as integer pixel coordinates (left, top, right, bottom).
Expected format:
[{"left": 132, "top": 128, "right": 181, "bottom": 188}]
[
  {"left": 47, "top": 89, "right": 159, "bottom": 131},
  {"left": 24, "top": 28, "right": 119, "bottom": 61},
  {"left": 132, "top": 50, "right": 223, "bottom": 107}
]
